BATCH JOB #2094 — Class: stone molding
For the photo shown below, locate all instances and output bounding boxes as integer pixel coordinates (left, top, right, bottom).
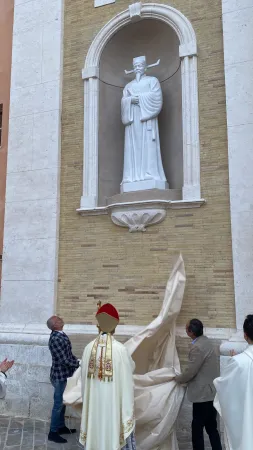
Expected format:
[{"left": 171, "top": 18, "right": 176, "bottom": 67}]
[
  {"left": 77, "top": 198, "right": 205, "bottom": 231},
  {"left": 78, "top": 199, "right": 205, "bottom": 213},
  {"left": 82, "top": 66, "right": 99, "bottom": 79},
  {"left": 176, "top": 326, "right": 236, "bottom": 340},
  {"left": 219, "top": 329, "right": 248, "bottom": 356},
  {"left": 0, "top": 323, "right": 235, "bottom": 346},
  {"left": 220, "top": 340, "right": 247, "bottom": 356},
  {"left": 111, "top": 208, "right": 166, "bottom": 232},
  {"left": 79, "top": 2, "right": 201, "bottom": 222},
  {"left": 94, "top": 0, "right": 115, "bottom": 7},
  {"left": 129, "top": 2, "right": 142, "bottom": 20}
]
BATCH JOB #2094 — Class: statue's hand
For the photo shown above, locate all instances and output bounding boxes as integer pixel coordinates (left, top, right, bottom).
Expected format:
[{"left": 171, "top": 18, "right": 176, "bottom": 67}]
[{"left": 131, "top": 96, "right": 139, "bottom": 104}]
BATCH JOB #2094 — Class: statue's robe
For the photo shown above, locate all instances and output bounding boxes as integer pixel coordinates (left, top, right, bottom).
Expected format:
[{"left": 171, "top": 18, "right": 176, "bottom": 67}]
[
  {"left": 0, "top": 372, "right": 7, "bottom": 399},
  {"left": 64, "top": 255, "right": 186, "bottom": 450},
  {"left": 214, "top": 345, "right": 253, "bottom": 450},
  {"left": 121, "top": 75, "right": 166, "bottom": 185},
  {"left": 79, "top": 335, "right": 135, "bottom": 450}
]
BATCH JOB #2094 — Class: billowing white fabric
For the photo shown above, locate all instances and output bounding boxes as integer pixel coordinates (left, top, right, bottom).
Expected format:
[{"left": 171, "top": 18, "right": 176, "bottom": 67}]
[
  {"left": 121, "top": 75, "right": 166, "bottom": 184},
  {"left": 79, "top": 335, "right": 135, "bottom": 450},
  {"left": 125, "top": 255, "right": 186, "bottom": 450},
  {"left": 214, "top": 345, "right": 253, "bottom": 450},
  {"left": 0, "top": 372, "right": 7, "bottom": 399},
  {"left": 63, "top": 254, "right": 186, "bottom": 450},
  {"left": 64, "top": 365, "right": 82, "bottom": 414}
]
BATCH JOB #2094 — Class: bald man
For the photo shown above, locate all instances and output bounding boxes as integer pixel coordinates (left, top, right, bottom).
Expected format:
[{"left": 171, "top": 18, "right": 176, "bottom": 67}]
[{"left": 47, "top": 316, "right": 79, "bottom": 444}]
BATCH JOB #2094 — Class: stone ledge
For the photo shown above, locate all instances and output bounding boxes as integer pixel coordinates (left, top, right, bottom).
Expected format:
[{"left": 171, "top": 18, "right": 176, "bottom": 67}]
[
  {"left": 0, "top": 324, "right": 235, "bottom": 346},
  {"left": 77, "top": 198, "right": 206, "bottom": 216},
  {"left": 77, "top": 194, "right": 206, "bottom": 231},
  {"left": 219, "top": 330, "right": 248, "bottom": 355}
]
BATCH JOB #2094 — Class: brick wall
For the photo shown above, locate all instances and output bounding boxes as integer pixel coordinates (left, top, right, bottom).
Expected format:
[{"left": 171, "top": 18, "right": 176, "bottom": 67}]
[{"left": 58, "top": 0, "right": 236, "bottom": 328}]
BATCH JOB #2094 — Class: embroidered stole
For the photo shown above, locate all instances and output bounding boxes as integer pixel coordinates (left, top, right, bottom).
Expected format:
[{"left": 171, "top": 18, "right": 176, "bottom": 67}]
[{"left": 88, "top": 333, "right": 113, "bottom": 381}]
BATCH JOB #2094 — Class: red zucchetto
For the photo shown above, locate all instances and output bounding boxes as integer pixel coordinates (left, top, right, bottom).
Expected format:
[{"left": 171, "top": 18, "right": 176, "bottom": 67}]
[{"left": 96, "top": 303, "right": 120, "bottom": 333}]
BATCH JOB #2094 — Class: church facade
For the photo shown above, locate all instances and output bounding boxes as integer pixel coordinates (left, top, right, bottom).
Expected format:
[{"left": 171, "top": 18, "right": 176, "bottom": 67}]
[{"left": 0, "top": 0, "right": 252, "bottom": 445}]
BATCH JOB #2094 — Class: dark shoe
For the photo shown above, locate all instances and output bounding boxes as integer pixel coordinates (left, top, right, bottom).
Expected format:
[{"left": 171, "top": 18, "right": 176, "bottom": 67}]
[
  {"left": 48, "top": 431, "right": 67, "bottom": 443},
  {"left": 58, "top": 426, "right": 76, "bottom": 435}
]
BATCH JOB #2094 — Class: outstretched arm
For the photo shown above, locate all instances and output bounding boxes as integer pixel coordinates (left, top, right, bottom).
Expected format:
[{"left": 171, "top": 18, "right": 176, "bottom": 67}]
[
  {"left": 0, "top": 359, "right": 14, "bottom": 399},
  {"left": 175, "top": 346, "right": 205, "bottom": 384},
  {"left": 0, "top": 358, "right": 14, "bottom": 373}
]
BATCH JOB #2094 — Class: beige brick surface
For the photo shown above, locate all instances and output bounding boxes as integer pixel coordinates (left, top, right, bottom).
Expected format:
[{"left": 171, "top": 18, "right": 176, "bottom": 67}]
[{"left": 58, "top": 0, "right": 236, "bottom": 329}]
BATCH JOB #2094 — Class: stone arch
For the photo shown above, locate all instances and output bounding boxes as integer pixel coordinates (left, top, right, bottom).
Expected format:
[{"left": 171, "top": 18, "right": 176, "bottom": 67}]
[{"left": 80, "top": 2, "right": 201, "bottom": 210}]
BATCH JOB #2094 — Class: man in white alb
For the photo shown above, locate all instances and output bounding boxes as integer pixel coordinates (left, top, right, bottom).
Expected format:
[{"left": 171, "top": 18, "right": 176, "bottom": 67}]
[
  {"left": 214, "top": 314, "right": 253, "bottom": 450},
  {"left": 79, "top": 303, "right": 135, "bottom": 450}
]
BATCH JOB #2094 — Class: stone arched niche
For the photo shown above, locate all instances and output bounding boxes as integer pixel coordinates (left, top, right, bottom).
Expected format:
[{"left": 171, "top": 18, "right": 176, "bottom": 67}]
[
  {"left": 78, "top": 3, "right": 204, "bottom": 231},
  {"left": 98, "top": 19, "right": 182, "bottom": 206}
]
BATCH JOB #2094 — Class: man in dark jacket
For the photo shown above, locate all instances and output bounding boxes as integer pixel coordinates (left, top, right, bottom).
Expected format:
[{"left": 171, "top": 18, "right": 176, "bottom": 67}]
[
  {"left": 174, "top": 319, "right": 222, "bottom": 450},
  {"left": 47, "top": 315, "right": 79, "bottom": 444}
]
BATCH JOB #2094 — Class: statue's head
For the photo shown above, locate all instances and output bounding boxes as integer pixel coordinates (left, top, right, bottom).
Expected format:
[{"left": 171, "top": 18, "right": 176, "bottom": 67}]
[
  {"left": 133, "top": 56, "right": 147, "bottom": 76},
  {"left": 124, "top": 56, "right": 160, "bottom": 78}
]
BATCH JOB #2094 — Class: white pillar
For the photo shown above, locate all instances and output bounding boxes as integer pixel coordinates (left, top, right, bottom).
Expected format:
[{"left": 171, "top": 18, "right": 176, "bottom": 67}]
[
  {"left": 0, "top": 0, "right": 64, "bottom": 325},
  {"left": 221, "top": 0, "right": 253, "bottom": 352}
]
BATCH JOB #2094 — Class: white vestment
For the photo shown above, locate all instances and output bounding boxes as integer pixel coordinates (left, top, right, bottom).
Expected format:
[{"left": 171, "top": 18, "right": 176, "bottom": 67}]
[
  {"left": 213, "top": 345, "right": 253, "bottom": 450},
  {"left": 0, "top": 372, "right": 7, "bottom": 399},
  {"left": 79, "top": 335, "right": 135, "bottom": 450},
  {"left": 121, "top": 75, "right": 166, "bottom": 184},
  {"left": 63, "top": 255, "right": 186, "bottom": 450}
]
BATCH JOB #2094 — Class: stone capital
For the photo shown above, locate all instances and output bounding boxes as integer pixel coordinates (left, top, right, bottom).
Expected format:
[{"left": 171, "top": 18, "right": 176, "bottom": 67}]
[{"left": 82, "top": 66, "right": 99, "bottom": 80}]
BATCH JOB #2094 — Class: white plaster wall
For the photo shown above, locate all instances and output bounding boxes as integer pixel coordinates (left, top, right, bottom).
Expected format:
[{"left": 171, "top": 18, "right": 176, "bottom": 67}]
[
  {"left": 222, "top": 0, "right": 253, "bottom": 329},
  {"left": 0, "top": 0, "right": 64, "bottom": 324},
  {"left": 0, "top": 342, "right": 52, "bottom": 419}
]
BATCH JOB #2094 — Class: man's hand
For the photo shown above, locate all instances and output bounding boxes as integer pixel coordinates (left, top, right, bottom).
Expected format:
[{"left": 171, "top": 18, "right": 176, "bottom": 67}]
[
  {"left": 131, "top": 96, "right": 139, "bottom": 105},
  {"left": 230, "top": 350, "right": 236, "bottom": 357},
  {"left": 0, "top": 358, "right": 14, "bottom": 373}
]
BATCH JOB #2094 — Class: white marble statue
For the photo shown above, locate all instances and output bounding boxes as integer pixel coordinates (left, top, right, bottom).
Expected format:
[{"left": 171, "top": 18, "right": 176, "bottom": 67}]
[{"left": 121, "top": 56, "right": 168, "bottom": 193}]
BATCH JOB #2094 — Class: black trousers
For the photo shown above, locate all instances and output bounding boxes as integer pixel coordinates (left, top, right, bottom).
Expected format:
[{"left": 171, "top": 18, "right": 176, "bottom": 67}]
[{"left": 192, "top": 401, "right": 222, "bottom": 450}]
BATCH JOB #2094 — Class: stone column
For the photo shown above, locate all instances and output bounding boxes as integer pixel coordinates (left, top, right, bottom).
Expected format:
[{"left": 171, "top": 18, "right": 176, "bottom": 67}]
[
  {"left": 180, "top": 53, "right": 200, "bottom": 200},
  {"left": 221, "top": 0, "right": 253, "bottom": 355},
  {"left": 0, "top": 0, "right": 64, "bottom": 325},
  {"left": 0, "top": 0, "right": 64, "bottom": 418},
  {"left": 80, "top": 67, "right": 99, "bottom": 210}
]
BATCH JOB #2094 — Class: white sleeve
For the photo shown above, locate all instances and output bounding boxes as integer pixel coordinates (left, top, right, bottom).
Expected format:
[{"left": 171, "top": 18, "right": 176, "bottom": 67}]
[{"left": 0, "top": 372, "right": 7, "bottom": 399}]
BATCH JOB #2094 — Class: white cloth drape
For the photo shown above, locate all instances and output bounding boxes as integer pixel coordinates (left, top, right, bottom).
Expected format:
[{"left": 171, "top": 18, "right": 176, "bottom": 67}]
[
  {"left": 125, "top": 255, "right": 186, "bottom": 450},
  {"left": 0, "top": 372, "right": 7, "bottom": 399},
  {"left": 214, "top": 345, "right": 253, "bottom": 450},
  {"left": 63, "top": 255, "right": 186, "bottom": 450}
]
